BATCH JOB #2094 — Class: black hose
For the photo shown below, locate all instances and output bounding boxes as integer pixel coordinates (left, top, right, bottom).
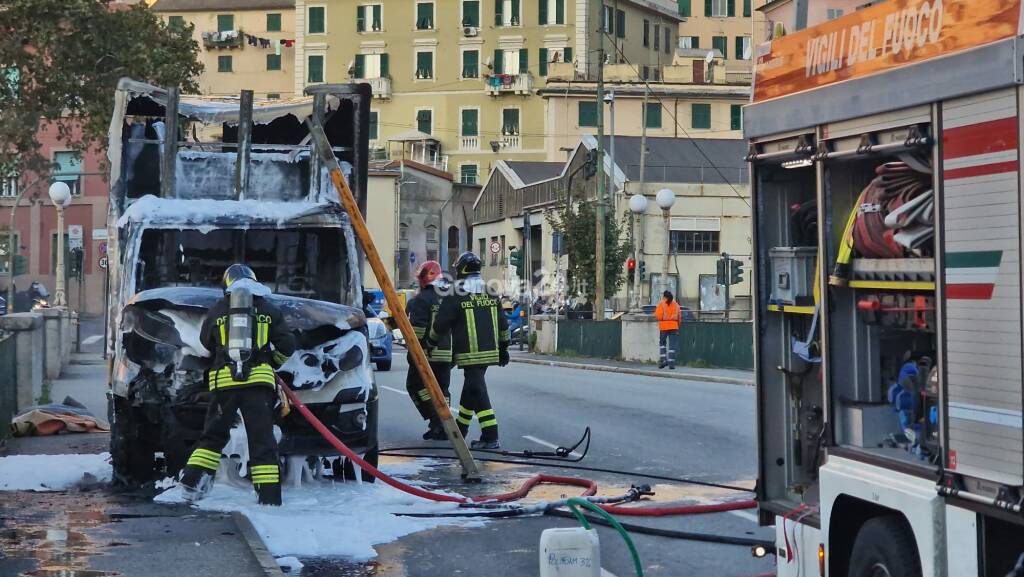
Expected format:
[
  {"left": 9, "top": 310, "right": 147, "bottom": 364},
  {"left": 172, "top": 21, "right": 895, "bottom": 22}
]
[
  {"left": 385, "top": 427, "right": 592, "bottom": 462},
  {"left": 377, "top": 449, "right": 752, "bottom": 493},
  {"left": 545, "top": 509, "right": 775, "bottom": 549},
  {"left": 395, "top": 487, "right": 648, "bottom": 519}
]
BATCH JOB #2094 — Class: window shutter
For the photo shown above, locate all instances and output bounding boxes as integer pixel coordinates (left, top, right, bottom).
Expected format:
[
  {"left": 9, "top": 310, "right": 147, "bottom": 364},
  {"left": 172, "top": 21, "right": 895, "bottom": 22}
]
[
  {"left": 704, "top": 0, "right": 712, "bottom": 16},
  {"left": 556, "top": 0, "right": 564, "bottom": 24},
  {"left": 578, "top": 101, "right": 596, "bottom": 127},
  {"left": 713, "top": 36, "right": 727, "bottom": 58},
  {"left": 730, "top": 104, "right": 742, "bottom": 130},
  {"left": 462, "top": 109, "right": 479, "bottom": 136},
  {"left": 563, "top": 46, "right": 572, "bottom": 62},
  {"left": 511, "top": 0, "right": 520, "bottom": 23},
  {"left": 615, "top": 10, "right": 625, "bottom": 38},
  {"left": 539, "top": 0, "right": 548, "bottom": 25},
  {"left": 692, "top": 37, "right": 699, "bottom": 49},
  {"left": 678, "top": 0, "right": 691, "bottom": 17},
  {"left": 463, "top": 50, "right": 478, "bottom": 76},
  {"left": 743, "top": 0, "right": 751, "bottom": 17},
  {"left": 464, "top": 1, "right": 480, "bottom": 26},
  {"left": 519, "top": 48, "right": 528, "bottom": 73},
  {"left": 495, "top": 0, "right": 503, "bottom": 25},
  {"left": 356, "top": 5, "right": 366, "bottom": 31},
  {"left": 380, "top": 53, "right": 389, "bottom": 75},
  {"left": 372, "top": 5, "right": 382, "bottom": 29},
  {"left": 728, "top": 0, "right": 735, "bottom": 16},
  {"left": 645, "top": 103, "right": 662, "bottom": 128},
  {"left": 354, "top": 54, "right": 365, "bottom": 78},
  {"left": 735, "top": 37, "right": 743, "bottom": 61},
  {"left": 692, "top": 103, "right": 710, "bottom": 129},
  {"left": 494, "top": 49, "right": 503, "bottom": 73},
  {"left": 539, "top": 48, "right": 548, "bottom": 76}
]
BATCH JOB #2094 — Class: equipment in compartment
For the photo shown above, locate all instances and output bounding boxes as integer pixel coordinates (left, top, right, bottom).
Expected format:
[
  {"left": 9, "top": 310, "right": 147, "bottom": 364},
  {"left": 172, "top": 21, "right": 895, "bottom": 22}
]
[
  {"left": 857, "top": 293, "right": 934, "bottom": 331},
  {"left": 884, "top": 355, "right": 939, "bottom": 461},
  {"left": 852, "top": 160, "right": 933, "bottom": 258},
  {"left": 769, "top": 247, "right": 817, "bottom": 306}
]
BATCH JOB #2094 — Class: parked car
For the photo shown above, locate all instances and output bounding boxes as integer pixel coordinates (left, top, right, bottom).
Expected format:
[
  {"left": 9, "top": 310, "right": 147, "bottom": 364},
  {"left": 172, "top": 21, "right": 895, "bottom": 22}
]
[
  {"left": 365, "top": 303, "right": 393, "bottom": 372},
  {"left": 0, "top": 294, "right": 6, "bottom": 316}
]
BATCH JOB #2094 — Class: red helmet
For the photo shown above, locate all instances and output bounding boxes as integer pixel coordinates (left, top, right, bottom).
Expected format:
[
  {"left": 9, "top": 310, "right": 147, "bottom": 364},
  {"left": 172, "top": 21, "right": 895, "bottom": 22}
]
[{"left": 416, "top": 260, "right": 443, "bottom": 288}]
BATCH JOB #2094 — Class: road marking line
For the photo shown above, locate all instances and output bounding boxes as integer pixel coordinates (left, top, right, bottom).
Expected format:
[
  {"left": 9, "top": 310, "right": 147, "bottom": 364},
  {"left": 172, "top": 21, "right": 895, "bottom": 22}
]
[
  {"left": 81, "top": 335, "right": 102, "bottom": 345},
  {"left": 522, "top": 435, "right": 584, "bottom": 459},
  {"left": 379, "top": 385, "right": 406, "bottom": 395}
]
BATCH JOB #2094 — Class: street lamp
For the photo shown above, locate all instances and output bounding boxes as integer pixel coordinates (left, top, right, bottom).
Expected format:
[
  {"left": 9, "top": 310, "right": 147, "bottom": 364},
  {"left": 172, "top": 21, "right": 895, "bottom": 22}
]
[
  {"left": 655, "top": 188, "right": 676, "bottom": 298},
  {"left": 628, "top": 193, "right": 648, "bottom": 310},
  {"left": 47, "top": 181, "right": 72, "bottom": 307}
]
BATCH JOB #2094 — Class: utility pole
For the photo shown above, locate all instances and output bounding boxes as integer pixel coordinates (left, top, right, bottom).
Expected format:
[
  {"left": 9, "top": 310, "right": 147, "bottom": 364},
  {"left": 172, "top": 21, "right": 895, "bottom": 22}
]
[
  {"left": 636, "top": 84, "right": 649, "bottom": 309},
  {"left": 594, "top": 17, "right": 606, "bottom": 320}
]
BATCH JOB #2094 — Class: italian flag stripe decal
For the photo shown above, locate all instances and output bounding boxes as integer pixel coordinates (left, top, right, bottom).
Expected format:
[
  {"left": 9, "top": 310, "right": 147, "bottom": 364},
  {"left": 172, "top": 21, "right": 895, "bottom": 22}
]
[{"left": 946, "top": 251, "right": 1003, "bottom": 300}]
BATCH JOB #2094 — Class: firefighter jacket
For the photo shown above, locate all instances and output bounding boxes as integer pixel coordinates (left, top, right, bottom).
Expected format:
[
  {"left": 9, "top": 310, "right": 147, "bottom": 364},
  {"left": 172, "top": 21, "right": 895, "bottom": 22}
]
[
  {"left": 408, "top": 285, "right": 453, "bottom": 363},
  {"left": 429, "top": 278, "right": 510, "bottom": 367},
  {"left": 200, "top": 296, "right": 296, "bottom": 391}
]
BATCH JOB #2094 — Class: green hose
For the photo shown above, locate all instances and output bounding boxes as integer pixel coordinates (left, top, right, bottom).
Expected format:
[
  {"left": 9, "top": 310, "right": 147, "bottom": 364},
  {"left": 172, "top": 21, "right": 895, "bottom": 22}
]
[{"left": 565, "top": 497, "right": 644, "bottom": 577}]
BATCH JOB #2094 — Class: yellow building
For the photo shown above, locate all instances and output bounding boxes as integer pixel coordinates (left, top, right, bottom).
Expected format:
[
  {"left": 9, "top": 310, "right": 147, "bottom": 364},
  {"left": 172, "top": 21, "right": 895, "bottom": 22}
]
[
  {"left": 674, "top": 0, "right": 767, "bottom": 80},
  {"left": 152, "top": 0, "right": 297, "bottom": 99},
  {"left": 292, "top": 0, "right": 684, "bottom": 185}
]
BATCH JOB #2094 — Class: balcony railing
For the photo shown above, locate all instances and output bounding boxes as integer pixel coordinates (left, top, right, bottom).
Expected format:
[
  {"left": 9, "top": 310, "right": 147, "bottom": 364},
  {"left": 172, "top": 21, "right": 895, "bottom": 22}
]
[
  {"left": 485, "top": 73, "right": 533, "bottom": 95},
  {"left": 460, "top": 135, "right": 480, "bottom": 150},
  {"left": 365, "top": 76, "right": 392, "bottom": 99},
  {"left": 202, "top": 30, "right": 243, "bottom": 49},
  {"left": 500, "top": 134, "right": 521, "bottom": 149}
]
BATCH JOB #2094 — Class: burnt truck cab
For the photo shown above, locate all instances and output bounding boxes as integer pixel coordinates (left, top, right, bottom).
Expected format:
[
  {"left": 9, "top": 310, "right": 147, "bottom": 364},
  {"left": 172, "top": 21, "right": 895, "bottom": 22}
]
[{"left": 105, "top": 79, "right": 377, "bottom": 483}]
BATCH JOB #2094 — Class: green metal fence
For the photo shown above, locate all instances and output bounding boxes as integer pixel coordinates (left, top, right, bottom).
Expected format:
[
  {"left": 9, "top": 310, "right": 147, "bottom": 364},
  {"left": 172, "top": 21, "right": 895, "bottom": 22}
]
[
  {"left": 0, "top": 332, "right": 15, "bottom": 438},
  {"left": 676, "top": 322, "right": 753, "bottom": 370},
  {"left": 557, "top": 320, "right": 622, "bottom": 359}
]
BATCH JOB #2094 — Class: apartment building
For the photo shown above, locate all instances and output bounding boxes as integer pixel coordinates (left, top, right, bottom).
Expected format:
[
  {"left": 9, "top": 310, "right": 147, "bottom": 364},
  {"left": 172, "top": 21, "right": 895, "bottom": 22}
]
[
  {"left": 758, "top": 0, "right": 868, "bottom": 36},
  {"left": 292, "top": 0, "right": 683, "bottom": 185},
  {"left": 676, "top": 0, "right": 766, "bottom": 64},
  {"left": 152, "top": 0, "right": 297, "bottom": 99}
]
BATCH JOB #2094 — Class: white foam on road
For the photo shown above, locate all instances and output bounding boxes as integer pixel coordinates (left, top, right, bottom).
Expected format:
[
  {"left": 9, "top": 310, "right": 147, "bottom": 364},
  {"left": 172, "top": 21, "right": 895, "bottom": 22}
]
[
  {"left": 0, "top": 452, "right": 111, "bottom": 491},
  {"left": 80, "top": 335, "right": 103, "bottom": 346},
  {"left": 156, "top": 459, "right": 483, "bottom": 560}
]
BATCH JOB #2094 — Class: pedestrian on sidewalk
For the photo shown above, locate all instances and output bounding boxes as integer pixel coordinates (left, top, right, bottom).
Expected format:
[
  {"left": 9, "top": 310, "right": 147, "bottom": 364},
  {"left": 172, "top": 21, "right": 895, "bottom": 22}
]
[
  {"left": 427, "top": 252, "right": 510, "bottom": 450},
  {"left": 405, "top": 260, "right": 452, "bottom": 441},
  {"left": 654, "top": 290, "right": 682, "bottom": 369}
]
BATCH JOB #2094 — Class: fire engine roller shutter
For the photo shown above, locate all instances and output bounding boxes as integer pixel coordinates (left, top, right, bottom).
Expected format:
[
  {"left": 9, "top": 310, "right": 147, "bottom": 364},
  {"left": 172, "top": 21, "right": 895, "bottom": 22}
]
[{"left": 941, "top": 87, "right": 1024, "bottom": 488}]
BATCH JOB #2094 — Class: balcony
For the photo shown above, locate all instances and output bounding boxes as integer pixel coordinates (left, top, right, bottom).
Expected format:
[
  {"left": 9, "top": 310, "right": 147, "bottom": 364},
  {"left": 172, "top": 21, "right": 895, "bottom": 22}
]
[
  {"left": 460, "top": 136, "right": 480, "bottom": 150},
  {"left": 202, "top": 30, "right": 243, "bottom": 49},
  {"left": 364, "top": 76, "right": 392, "bottom": 99},
  {"left": 500, "top": 134, "right": 521, "bottom": 150},
  {"left": 484, "top": 73, "right": 533, "bottom": 96},
  {"left": 546, "top": 62, "right": 578, "bottom": 81}
]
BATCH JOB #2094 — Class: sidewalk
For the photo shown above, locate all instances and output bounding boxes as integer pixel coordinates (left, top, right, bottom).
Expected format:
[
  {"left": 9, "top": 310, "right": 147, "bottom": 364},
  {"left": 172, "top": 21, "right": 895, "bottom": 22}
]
[{"left": 509, "top": 350, "right": 754, "bottom": 386}]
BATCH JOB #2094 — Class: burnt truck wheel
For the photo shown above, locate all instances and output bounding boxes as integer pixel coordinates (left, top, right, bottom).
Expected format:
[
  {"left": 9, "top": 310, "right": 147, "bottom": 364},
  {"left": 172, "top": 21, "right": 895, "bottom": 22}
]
[
  {"left": 375, "top": 360, "right": 391, "bottom": 372},
  {"left": 110, "top": 397, "right": 162, "bottom": 486},
  {"left": 848, "top": 516, "right": 922, "bottom": 577}
]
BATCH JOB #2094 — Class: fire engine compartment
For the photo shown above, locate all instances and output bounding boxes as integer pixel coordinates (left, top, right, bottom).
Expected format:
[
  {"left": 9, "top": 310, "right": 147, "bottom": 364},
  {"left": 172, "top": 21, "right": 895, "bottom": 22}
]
[{"left": 753, "top": 120, "right": 941, "bottom": 513}]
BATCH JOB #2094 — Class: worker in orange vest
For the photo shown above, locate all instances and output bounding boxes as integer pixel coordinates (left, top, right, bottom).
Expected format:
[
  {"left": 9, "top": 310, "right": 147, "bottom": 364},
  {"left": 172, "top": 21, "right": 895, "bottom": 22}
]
[{"left": 653, "top": 290, "right": 682, "bottom": 369}]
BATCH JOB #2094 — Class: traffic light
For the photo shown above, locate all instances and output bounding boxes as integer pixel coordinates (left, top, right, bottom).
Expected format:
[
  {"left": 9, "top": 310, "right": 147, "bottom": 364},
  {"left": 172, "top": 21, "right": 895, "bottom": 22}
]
[
  {"left": 626, "top": 257, "right": 636, "bottom": 281},
  {"left": 638, "top": 260, "right": 646, "bottom": 281},
  {"left": 583, "top": 149, "right": 598, "bottom": 179},
  {"left": 716, "top": 257, "right": 728, "bottom": 285},
  {"left": 509, "top": 247, "right": 523, "bottom": 278},
  {"left": 729, "top": 258, "right": 743, "bottom": 286},
  {"left": 12, "top": 255, "right": 26, "bottom": 276}
]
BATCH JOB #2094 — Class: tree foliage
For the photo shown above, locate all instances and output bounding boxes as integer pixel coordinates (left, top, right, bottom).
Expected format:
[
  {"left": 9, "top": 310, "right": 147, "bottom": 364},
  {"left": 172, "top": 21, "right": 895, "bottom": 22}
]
[
  {"left": 546, "top": 184, "right": 631, "bottom": 300},
  {"left": 0, "top": 0, "right": 202, "bottom": 178}
]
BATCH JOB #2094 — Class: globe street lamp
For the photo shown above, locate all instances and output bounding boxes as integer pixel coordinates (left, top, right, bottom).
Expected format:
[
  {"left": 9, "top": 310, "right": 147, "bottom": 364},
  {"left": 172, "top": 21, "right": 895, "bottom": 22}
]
[
  {"left": 47, "top": 181, "right": 72, "bottom": 307},
  {"left": 655, "top": 188, "right": 676, "bottom": 297},
  {"left": 628, "top": 193, "right": 648, "bottom": 310}
]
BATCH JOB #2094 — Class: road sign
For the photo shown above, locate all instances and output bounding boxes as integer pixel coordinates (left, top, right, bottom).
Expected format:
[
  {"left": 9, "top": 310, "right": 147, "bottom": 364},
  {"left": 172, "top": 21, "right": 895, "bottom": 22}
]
[
  {"left": 489, "top": 240, "right": 501, "bottom": 254},
  {"left": 410, "top": 252, "right": 416, "bottom": 263},
  {"left": 68, "top": 225, "right": 83, "bottom": 250},
  {"left": 92, "top": 229, "right": 108, "bottom": 241},
  {"left": 98, "top": 256, "right": 108, "bottom": 270},
  {"left": 99, "top": 242, "right": 107, "bottom": 255}
]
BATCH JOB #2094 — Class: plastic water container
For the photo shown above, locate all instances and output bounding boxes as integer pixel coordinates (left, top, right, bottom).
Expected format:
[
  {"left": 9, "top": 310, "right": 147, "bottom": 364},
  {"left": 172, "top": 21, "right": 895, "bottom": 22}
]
[{"left": 539, "top": 527, "right": 601, "bottom": 577}]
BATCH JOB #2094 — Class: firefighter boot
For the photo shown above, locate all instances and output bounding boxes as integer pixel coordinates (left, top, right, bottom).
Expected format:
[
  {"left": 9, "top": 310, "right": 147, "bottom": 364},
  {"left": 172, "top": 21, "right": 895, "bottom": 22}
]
[
  {"left": 180, "top": 467, "right": 216, "bottom": 503},
  {"left": 423, "top": 417, "right": 447, "bottom": 441},
  {"left": 255, "top": 482, "right": 282, "bottom": 506}
]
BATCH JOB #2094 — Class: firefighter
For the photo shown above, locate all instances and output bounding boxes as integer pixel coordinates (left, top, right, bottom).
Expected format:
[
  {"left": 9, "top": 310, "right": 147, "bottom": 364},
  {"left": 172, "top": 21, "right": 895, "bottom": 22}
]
[
  {"left": 180, "top": 264, "right": 295, "bottom": 506},
  {"left": 426, "top": 252, "right": 510, "bottom": 450},
  {"left": 405, "top": 260, "right": 453, "bottom": 441}
]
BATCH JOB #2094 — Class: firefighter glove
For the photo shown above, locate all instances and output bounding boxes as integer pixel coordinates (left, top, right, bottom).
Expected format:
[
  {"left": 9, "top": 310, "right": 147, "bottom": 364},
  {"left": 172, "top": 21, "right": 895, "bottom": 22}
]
[{"left": 499, "top": 347, "right": 510, "bottom": 367}]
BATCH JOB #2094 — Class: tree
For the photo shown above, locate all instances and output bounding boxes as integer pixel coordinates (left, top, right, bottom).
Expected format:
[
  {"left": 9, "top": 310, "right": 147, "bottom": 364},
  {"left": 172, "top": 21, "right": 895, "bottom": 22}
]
[
  {"left": 546, "top": 183, "right": 631, "bottom": 301},
  {"left": 0, "top": 0, "right": 203, "bottom": 178}
]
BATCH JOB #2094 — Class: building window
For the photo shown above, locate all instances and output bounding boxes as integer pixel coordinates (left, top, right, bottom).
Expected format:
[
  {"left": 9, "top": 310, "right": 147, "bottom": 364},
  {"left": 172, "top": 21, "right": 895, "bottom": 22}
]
[
  {"left": 502, "top": 108, "right": 520, "bottom": 134},
  {"left": 493, "top": 48, "right": 526, "bottom": 75},
  {"left": 267, "top": 93, "right": 280, "bottom": 100},
  {"left": 426, "top": 225, "right": 438, "bottom": 243},
  {"left": 462, "top": 50, "right": 479, "bottom": 78},
  {"left": 354, "top": 53, "right": 388, "bottom": 79},
  {"left": 736, "top": 36, "right": 751, "bottom": 60},
  {"left": 308, "top": 6, "right": 326, "bottom": 34},
  {"left": 496, "top": 0, "right": 521, "bottom": 26},
  {"left": 578, "top": 100, "right": 597, "bottom": 127},
  {"left": 744, "top": 0, "right": 751, "bottom": 17},
  {"left": 670, "top": 230, "right": 720, "bottom": 253},
  {"left": 644, "top": 103, "right": 662, "bottom": 129},
  {"left": 692, "top": 103, "right": 711, "bottom": 129},
  {"left": 731, "top": 104, "right": 743, "bottom": 130},
  {"left": 53, "top": 151, "right": 82, "bottom": 196},
  {"left": 167, "top": 15, "right": 185, "bottom": 31},
  {"left": 0, "top": 176, "right": 16, "bottom": 198},
  {"left": 357, "top": 4, "right": 383, "bottom": 32},
  {"left": 266, "top": 54, "right": 281, "bottom": 71},
  {"left": 539, "top": 0, "right": 565, "bottom": 25},
  {"left": 712, "top": 36, "right": 727, "bottom": 59},
  {"left": 615, "top": 9, "right": 625, "bottom": 38},
  {"left": 218, "top": 55, "right": 233, "bottom": 73},
  {"left": 601, "top": 5, "right": 614, "bottom": 33},
  {"left": 460, "top": 164, "right": 479, "bottom": 184},
  {"left": 463, "top": 0, "right": 481, "bottom": 26},
  {"left": 654, "top": 24, "right": 660, "bottom": 50},
  {"left": 478, "top": 238, "right": 486, "bottom": 257},
  {"left": 499, "top": 234, "right": 507, "bottom": 263},
  {"left": 680, "top": 36, "right": 699, "bottom": 49},
  {"left": 678, "top": 0, "right": 691, "bottom": 17},
  {"left": 541, "top": 48, "right": 570, "bottom": 76},
  {"left": 416, "top": 2, "right": 434, "bottom": 30},
  {"left": 416, "top": 109, "right": 433, "bottom": 134},
  {"left": 217, "top": 14, "right": 234, "bottom": 32},
  {"left": 708, "top": 0, "right": 730, "bottom": 17},
  {"left": 461, "top": 109, "right": 479, "bottom": 137},
  {"left": 369, "top": 111, "right": 379, "bottom": 140},
  {"left": 266, "top": 13, "right": 281, "bottom": 31},
  {"left": 0, "top": 233, "right": 18, "bottom": 274},
  {"left": 400, "top": 223, "right": 409, "bottom": 241},
  {"left": 643, "top": 20, "right": 650, "bottom": 47},
  {"left": 415, "top": 50, "right": 434, "bottom": 79},
  {"left": 307, "top": 55, "right": 324, "bottom": 83},
  {"left": 827, "top": 8, "right": 844, "bottom": 20},
  {"left": 664, "top": 27, "right": 673, "bottom": 54}
]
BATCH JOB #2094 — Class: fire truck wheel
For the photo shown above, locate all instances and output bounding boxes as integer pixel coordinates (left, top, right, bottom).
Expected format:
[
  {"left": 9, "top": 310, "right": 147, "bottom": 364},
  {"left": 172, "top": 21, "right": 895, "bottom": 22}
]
[{"left": 848, "top": 515, "right": 922, "bottom": 577}]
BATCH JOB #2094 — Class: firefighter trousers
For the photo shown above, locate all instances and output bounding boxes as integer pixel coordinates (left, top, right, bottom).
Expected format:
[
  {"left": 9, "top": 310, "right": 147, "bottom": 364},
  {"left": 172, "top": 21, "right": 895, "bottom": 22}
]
[
  {"left": 456, "top": 366, "right": 498, "bottom": 442},
  {"left": 405, "top": 360, "right": 452, "bottom": 424},
  {"left": 181, "top": 386, "right": 281, "bottom": 505}
]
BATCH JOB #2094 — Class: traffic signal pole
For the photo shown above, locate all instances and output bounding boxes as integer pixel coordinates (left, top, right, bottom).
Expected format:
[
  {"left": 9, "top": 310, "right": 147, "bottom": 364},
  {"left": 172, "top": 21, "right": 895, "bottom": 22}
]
[{"left": 723, "top": 252, "right": 731, "bottom": 321}]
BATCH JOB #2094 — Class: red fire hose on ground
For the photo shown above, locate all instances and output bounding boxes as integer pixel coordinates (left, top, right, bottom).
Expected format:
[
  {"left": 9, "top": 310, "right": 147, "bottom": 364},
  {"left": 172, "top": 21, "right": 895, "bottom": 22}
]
[{"left": 280, "top": 380, "right": 757, "bottom": 516}]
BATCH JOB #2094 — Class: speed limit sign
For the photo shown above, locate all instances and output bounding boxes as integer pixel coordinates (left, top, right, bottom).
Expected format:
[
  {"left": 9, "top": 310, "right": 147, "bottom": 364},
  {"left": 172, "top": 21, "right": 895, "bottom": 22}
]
[{"left": 489, "top": 241, "right": 501, "bottom": 254}]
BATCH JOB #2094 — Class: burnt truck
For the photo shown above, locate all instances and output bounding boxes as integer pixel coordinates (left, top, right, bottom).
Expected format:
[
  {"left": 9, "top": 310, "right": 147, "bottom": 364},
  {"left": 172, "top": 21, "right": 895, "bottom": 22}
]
[{"left": 104, "top": 79, "right": 378, "bottom": 484}]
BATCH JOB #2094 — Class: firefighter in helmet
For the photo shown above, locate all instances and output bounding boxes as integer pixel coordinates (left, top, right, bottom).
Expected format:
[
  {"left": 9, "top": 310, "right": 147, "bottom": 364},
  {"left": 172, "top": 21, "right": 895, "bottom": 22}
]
[
  {"left": 180, "top": 264, "right": 295, "bottom": 506},
  {"left": 426, "top": 252, "right": 510, "bottom": 450},
  {"left": 405, "top": 260, "right": 453, "bottom": 440}
]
